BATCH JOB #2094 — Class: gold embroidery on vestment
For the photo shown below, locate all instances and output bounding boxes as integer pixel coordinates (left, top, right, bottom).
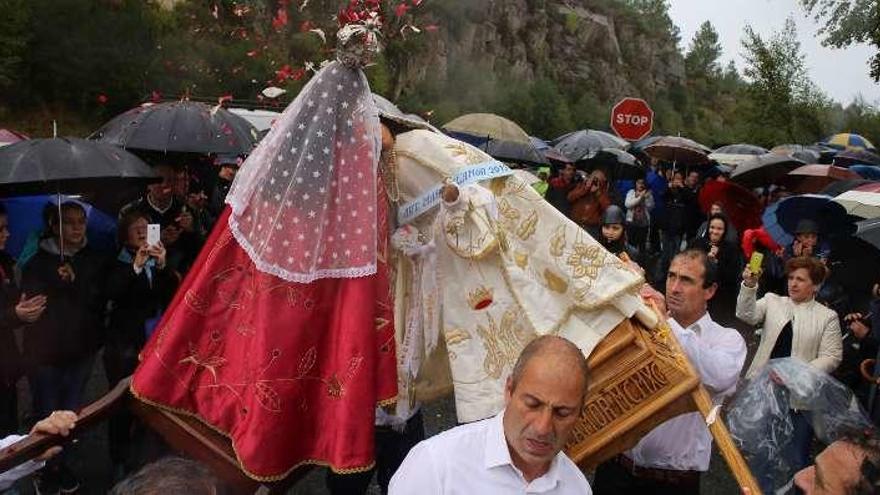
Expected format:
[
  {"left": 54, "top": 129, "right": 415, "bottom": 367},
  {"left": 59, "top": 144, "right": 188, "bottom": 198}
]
[
  {"left": 543, "top": 269, "right": 569, "bottom": 293},
  {"left": 476, "top": 308, "right": 535, "bottom": 379}
]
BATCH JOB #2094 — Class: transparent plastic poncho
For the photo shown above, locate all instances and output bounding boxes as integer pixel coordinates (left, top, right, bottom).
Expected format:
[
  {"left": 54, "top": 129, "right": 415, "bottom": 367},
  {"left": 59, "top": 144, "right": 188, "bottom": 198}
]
[{"left": 727, "top": 357, "right": 872, "bottom": 492}]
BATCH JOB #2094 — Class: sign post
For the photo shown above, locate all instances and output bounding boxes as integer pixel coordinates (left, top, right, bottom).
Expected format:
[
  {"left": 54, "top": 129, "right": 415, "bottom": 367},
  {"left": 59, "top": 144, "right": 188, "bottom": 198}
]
[{"left": 610, "top": 97, "right": 654, "bottom": 141}]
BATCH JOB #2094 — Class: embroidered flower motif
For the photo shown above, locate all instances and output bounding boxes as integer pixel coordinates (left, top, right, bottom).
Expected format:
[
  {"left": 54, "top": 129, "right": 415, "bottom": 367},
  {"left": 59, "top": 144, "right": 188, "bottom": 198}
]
[{"left": 566, "top": 241, "right": 605, "bottom": 279}]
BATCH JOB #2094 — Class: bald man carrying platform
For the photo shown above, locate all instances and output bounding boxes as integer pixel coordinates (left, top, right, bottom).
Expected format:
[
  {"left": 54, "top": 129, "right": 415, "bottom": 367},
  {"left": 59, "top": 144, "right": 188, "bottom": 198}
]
[{"left": 388, "top": 335, "right": 592, "bottom": 494}]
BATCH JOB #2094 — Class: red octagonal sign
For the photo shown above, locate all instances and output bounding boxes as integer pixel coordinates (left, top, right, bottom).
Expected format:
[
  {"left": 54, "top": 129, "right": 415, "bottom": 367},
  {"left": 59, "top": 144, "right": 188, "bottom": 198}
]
[{"left": 610, "top": 97, "right": 654, "bottom": 141}]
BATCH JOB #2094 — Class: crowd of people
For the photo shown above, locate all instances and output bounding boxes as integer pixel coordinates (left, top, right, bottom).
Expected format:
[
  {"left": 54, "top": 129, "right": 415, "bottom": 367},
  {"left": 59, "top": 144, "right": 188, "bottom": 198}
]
[{"left": 0, "top": 154, "right": 238, "bottom": 492}]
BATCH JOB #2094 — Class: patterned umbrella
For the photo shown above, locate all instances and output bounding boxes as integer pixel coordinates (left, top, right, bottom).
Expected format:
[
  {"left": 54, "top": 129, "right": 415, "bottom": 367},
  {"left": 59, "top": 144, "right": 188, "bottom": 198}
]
[
  {"left": 822, "top": 133, "right": 876, "bottom": 151},
  {"left": 782, "top": 164, "right": 860, "bottom": 194}
]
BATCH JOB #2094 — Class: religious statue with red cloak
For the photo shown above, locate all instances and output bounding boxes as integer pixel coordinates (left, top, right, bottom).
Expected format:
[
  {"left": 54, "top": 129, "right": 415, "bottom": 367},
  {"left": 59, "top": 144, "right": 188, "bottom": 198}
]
[{"left": 131, "top": 17, "right": 397, "bottom": 480}]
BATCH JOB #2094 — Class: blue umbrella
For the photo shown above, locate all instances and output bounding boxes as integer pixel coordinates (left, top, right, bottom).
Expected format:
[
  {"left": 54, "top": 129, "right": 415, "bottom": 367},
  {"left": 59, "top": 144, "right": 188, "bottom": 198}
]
[
  {"left": 762, "top": 194, "right": 849, "bottom": 246},
  {"left": 2, "top": 195, "right": 117, "bottom": 262},
  {"left": 850, "top": 164, "right": 880, "bottom": 180}
]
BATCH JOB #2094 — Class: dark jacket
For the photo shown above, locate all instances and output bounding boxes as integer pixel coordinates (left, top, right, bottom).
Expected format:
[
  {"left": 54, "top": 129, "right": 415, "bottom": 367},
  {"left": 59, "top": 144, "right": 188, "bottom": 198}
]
[
  {"left": 600, "top": 237, "right": 641, "bottom": 266},
  {"left": 104, "top": 249, "right": 178, "bottom": 381},
  {"left": 689, "top": 237, "right": 743, "bottom": 295},
  {"left": 0, "top": 252, "right": 23, "bottom": 384},
  {"left": 545, "top": 176, "right": 574, "bottom": 216},
  {"left": 664, "top": 185, "right": 696, "bottom": 235},
  {"left": 20, "top": 240, "right": 109, "bottom": 366}
]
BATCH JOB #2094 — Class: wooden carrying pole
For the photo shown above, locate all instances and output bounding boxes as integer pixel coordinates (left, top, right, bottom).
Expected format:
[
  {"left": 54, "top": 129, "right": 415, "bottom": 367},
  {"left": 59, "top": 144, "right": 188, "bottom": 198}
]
[{"left": 648, "top": 300, "right": 762, "bottom": 495}]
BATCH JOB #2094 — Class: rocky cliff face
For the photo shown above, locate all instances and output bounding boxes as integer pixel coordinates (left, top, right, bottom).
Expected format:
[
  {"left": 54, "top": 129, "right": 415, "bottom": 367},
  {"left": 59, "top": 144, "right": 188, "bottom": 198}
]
[{"left": 390, "top": 0, "right": 684, "bottom": 104}]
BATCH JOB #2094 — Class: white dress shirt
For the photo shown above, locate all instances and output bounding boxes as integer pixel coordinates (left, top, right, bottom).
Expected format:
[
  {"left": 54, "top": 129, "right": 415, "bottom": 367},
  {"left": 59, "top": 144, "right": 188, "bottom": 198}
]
[
  {"left": 389, "top": 411, "right": 592, "bottom": 494},
  {"left": 0, "top": 435, "right": 45, "bottom": 491},
  {"left": 626, "top": 312, "right": 747, "bottom": 471}
]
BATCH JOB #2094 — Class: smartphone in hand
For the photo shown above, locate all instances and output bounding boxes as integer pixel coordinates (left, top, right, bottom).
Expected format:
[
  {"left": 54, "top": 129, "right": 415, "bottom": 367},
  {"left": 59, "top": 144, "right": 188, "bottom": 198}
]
[
  {"left": 748, "top": 252, "right": 764, "bottom": 275},
  {"left": 147, "top": 224, "right": 161, "bottom": 247}
]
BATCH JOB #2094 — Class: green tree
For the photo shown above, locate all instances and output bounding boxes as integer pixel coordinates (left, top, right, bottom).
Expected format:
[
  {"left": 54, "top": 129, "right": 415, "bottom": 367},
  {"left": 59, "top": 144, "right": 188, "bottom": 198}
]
[
  {"left": 18, "top": 0, "right": 156, "bottom": 116},
  {"left": 800, "top": 0, "right": 880, "bottom": 81},
  {"left": 685, "top": 21, "right": 722, "bottom": 79},
  {"left": 740, "top": 18, "right": 832, "bottom": 146},
  {"left": 0, "top": 0, "right": 30, "bottom": 93}
]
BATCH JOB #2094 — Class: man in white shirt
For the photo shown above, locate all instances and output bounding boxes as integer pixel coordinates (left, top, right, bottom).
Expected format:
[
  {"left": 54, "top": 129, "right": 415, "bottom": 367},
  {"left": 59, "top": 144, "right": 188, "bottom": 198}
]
[
  {"left": 389, "top": 335, "right": 592, "bottom": 494},
  {"left": 0, "top": 410, "right": 77, "bottom": 491},
  {"left": 593, "top": 248, "right": 747, "bottom": 495}
]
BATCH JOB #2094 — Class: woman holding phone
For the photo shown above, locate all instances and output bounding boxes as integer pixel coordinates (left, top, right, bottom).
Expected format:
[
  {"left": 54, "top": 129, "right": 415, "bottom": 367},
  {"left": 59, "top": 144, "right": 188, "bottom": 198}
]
[{"left": 104, "top": 209, "right": 177, "bottom": 474}]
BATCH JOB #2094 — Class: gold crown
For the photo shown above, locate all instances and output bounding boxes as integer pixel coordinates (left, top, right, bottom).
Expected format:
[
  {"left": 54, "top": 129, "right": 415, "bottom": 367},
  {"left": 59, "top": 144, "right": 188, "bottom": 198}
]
[{"left": 468, "top": 286, "right": 494, "bottom": 310}]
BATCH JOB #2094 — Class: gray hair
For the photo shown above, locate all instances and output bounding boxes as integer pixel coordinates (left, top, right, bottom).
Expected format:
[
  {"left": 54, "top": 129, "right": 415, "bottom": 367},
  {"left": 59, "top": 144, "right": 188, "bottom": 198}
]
[
  {"left": 509, "top": 335, "right": 589, "bottom": 400},
  {"left": 110, "top": 457, "right": 223, "bottom": 495}
]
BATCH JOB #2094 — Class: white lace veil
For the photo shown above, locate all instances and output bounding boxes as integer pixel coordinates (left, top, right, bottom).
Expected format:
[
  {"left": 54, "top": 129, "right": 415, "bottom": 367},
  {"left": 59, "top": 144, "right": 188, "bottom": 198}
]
[{"left": 226, "top": 24, "right": 382, "bottom": 283}]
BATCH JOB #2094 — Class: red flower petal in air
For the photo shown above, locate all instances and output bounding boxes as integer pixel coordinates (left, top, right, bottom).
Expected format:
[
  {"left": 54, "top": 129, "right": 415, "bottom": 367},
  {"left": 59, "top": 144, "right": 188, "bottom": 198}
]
[
  {"left": 275, "top": 64, "right": 293, "bottom": 83},
  {"left": 394, "top": 2, "right": 409, "bottom": 17},
  {"left": 97, "top": 94, "right": 108, "bottom": 104},
  {"left": 272, "top": 7, "right": 288, "bottom": 30}
]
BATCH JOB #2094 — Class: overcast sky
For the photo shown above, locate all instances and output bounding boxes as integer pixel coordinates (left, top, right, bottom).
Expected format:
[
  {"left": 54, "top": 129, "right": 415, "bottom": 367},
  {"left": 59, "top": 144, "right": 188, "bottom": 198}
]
[{"left": 667, "top": 0, "right": 879, "bottom": 105}]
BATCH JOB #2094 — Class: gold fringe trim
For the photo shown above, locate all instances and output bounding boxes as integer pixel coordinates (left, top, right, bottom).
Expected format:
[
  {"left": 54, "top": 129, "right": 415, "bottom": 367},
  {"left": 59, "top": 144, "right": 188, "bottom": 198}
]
[{"left": 130, "top": 381, "right": 395, "bottom": 481}]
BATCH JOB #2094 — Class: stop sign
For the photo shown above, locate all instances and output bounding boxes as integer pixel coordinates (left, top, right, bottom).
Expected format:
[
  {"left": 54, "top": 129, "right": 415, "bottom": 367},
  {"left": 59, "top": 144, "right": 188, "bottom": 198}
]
[{"left": 610, "top": 97, "right": 653, "bottom": 141}]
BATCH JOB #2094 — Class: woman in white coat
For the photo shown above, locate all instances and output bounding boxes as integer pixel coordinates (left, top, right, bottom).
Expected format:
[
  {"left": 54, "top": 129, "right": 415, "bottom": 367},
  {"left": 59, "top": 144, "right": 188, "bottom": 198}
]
[{"left": 736, "top": 255, "right": 843, "bottom": 481}]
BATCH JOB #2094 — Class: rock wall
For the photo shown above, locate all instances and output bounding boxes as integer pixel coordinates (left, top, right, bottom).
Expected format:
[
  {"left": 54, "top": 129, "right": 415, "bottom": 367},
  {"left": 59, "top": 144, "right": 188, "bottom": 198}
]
[{"left": 390, "top": 0, "right": 684, "bottom": 103}]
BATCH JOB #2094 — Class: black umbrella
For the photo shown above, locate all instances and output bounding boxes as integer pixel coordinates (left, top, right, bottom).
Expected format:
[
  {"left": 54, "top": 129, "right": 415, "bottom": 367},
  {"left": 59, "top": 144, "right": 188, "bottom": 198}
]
[
  {"left": 581, "top": 148, "right": 646, "bottom": 180},
  {"left": 770, "top": 144, "right": 820, "bottom": 164},
  {"left": 551, "top": 130, "right": 628, "bottom": 162},
  {"left": 828, "top": 234, "right": 880, "bottom": 310},
  {"left": 729, "top": 154, "right": 805, "bottom": 188},
  {"left": 0, "top": 137, "right": 159, "bottom": 257},
  {"left": 855, "top": 217, "right": 880, "bottom": 251},
  {"left": 644, "top": 136, "right": 712, "bottom": 166},
  {"left": 833, "top": 149, "right": 880, "bottom": 168},
  {"left": 91, "top": 100, "right": 260, "bottom": 154}
]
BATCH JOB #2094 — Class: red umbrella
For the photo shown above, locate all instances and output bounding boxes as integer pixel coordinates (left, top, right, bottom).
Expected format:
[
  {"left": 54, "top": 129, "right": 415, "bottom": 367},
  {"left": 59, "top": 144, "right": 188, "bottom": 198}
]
[
  {"left": 698, "top": 179, "right": 763, "bottom": 232},
  {"left": 0, "top": 129, "right": 28, "bottom": 147},
  {"left": 782, "top": 164, "right": 860, "bottom": 194}
]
